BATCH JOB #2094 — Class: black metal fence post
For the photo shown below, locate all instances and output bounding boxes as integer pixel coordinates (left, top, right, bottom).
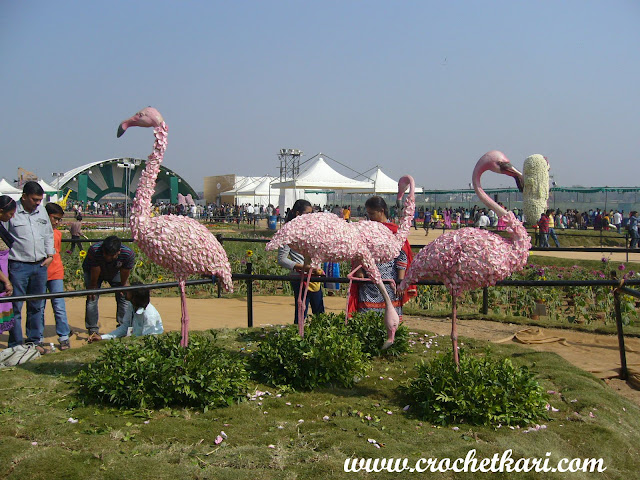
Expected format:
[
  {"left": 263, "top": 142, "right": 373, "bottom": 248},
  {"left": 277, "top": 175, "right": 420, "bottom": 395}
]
[
  {"left": 613, "top": 289, "right": 629, "bottom": 380},
  {"left": 482, "top": 287, "right": 489, "bottom": 315},
  {"left": 625, "top": 233, "right": 629, "bottom": 263},
  {"left": 216, "top": 234, "right": 223, "bottom": 298},
  {"left": 246, "top": 262, "right": 253, "bottom": 328}
]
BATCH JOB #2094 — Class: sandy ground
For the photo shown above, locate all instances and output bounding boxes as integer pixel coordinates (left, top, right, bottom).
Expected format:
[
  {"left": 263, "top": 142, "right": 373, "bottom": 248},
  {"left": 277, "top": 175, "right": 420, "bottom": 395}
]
[{"left": 3, "top": 291, "right": 639, "bottom": 406}]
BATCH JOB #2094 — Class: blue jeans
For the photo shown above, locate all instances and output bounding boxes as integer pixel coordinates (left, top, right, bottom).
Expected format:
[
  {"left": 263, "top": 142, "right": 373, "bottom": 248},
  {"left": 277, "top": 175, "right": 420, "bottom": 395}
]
[
  {"left": 8, "top": 260, "right": 48, "bottom": 347},
  {"left": 45, "top": 279, "right": 71, "bottom": 342},
  {"left": 84, "top": 271, "right": 131, "bottom": 334},
  {"left": 630, "top": 229, "right": 639, "bottom": 249},
  {"left": 291, "top": 280, "right": 324, "bottom": 325},
  {"left": 539, "top": 232, "right": 549, "bottom": 248},
  {"left": 549, "top": 228, "right": 560, "bottom": 247}
]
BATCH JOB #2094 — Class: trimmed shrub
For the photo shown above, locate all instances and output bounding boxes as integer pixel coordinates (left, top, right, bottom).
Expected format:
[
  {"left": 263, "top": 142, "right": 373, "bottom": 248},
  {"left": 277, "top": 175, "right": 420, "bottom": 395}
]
[
  {"left": 250, "top": 314, "right": 370, "bottom": 390},
  {"left": 77, "top": 332, "right": 249, "bottom": 410},
  {"left": 402, "top": 351, "right": 548, "bottom": 426}
]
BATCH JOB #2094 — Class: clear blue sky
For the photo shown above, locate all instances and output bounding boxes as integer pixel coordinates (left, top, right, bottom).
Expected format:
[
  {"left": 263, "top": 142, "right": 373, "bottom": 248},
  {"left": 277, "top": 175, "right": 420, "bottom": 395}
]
[{"left": 1, "top": 1, "right": 638, "bottom": 191}]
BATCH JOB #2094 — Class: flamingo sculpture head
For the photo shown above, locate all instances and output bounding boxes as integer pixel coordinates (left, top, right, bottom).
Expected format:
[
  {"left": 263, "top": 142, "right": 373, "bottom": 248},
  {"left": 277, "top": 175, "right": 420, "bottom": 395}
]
[
  {"left": 117, "top": 107, "right": 164, "bottom": 137},
  {"left": 472, "top": 150, "right": 523, "bottom": 216},
  {"left": 396, "top": 175, "right": 415, "bottom": 209}
]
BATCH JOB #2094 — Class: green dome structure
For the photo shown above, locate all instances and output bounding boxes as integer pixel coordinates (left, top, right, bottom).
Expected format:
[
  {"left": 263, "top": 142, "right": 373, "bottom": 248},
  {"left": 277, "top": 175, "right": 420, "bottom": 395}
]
[{"left": 50, "top": 157, "right": 198, "bottom": 204}]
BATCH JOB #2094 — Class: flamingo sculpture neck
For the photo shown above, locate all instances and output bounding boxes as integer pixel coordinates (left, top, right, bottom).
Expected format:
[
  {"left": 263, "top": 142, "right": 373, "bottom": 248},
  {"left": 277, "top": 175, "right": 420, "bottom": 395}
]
[
  {"left": 117, "top": 107, "right": 167, "bottom": 240},
  {"left": 471, "top": 150, "right": 531, "bottom": 259},
  {"left": 396, "top": 175, "right": 416, "bottom": 233},
  {"left": 472, "top": 151, "right": 521, "bottom": 218}
]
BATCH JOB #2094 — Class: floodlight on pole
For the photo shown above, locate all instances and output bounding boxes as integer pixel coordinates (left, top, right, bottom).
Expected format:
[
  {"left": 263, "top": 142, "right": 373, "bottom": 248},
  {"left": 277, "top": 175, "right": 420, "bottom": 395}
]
[
  {"left": 51, "top": 172, "right": 65, "bottom": 189},
  {"left": 278, "top": 148, "right": 303, "bottom": 181},
  {"left": 117, "top": 160, "right": 137, "bottom": 226}
]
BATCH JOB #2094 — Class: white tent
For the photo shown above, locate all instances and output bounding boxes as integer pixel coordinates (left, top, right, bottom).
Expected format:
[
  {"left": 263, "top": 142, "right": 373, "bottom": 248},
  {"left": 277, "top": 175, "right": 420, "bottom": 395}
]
[
  {"left": 0, "top": 179, "right": 22, "bottom": 195},
  {"left": 235, "top": 176, "right": 280, "bottom": 206},
  {"left": 38, "top": 179, "right": 60, "bottom": 194},
  {"left": 271, "top": 156, "right": 372, "bottom": 212},
  {"left": 220, "top": 176, "right": 261, "bottom": 195},
  {"left": 354, "top": 168, "right": 424, "bottom": 194},
  {"left": 271, "top": 157, "right": 373, "bottom": 191},
  {"left": 220, "top": 176, "right": 268, "bottom": 205},
  {"left": 0, "top": 179, "right": 21, "bottom": 201}
]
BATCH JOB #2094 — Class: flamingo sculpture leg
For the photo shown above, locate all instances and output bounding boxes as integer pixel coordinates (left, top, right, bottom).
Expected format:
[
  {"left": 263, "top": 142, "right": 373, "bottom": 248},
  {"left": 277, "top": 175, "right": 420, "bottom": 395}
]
[
  {"left": 179, "top": 280, "right": 189, "bottom": 346},
  {"left": 399, "top": 151, "right": 532, "bottom": 365},
  {"left": 345, "top": 264, "right": 399, "bottom": 347},
  {"left": 451, "top": 296, "right": 458, "bottom": 365},
  {"left": 117, "top": 107, "right": 233, "bottom": 347},
  {"left": 297, "top": 267, "right": 313, "bottom": 337}
]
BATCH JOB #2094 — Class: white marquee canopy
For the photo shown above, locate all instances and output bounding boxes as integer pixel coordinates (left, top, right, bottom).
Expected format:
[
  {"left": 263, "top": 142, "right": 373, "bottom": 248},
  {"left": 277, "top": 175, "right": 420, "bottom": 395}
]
[
  {"left": 271, "top": 157, "right": 373, "bottom": 191},
  {"left": 354, "top": 168, "right": 424, "bottom": 194},
  {"left": 0, "top": 179, "right": 22, "bottom": 195}
]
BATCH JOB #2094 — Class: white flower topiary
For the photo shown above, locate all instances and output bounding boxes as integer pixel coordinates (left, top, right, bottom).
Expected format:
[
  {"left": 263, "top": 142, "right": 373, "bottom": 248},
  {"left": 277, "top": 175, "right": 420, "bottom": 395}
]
[{"left": 522, "top": 154, "right": 550, "bottom": 225}]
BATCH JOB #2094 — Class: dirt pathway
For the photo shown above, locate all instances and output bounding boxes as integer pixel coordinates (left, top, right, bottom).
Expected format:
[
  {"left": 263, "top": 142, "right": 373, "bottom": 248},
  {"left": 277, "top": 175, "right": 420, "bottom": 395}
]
[{"left": 4, "top": 293, "right": 638, "bottom": 405}]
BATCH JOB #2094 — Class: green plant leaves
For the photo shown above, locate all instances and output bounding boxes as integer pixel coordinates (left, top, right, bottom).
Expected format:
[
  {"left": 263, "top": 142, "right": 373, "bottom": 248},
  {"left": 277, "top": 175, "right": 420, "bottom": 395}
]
[
  {"left": 76, "top": 332, "right": 249, "bottom": 410},
  {"left": 402, "top": 351, "right": 548, "bottom": 426}
]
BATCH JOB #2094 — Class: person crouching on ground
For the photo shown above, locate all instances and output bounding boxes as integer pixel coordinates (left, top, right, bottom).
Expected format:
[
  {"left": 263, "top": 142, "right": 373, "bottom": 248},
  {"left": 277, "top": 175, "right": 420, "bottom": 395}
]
[
  {"left": 88, "top": 282, "right": 163, "bottom": 342},
  {"left": 83, "top": 235, "right": 135, "bottom": 336}
]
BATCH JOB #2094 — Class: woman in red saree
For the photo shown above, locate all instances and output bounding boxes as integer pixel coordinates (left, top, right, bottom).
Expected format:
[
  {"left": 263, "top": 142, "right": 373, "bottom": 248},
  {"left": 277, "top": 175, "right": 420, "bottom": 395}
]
[{"left": 347, "top": 196, "right": 416, "bottom": 319}]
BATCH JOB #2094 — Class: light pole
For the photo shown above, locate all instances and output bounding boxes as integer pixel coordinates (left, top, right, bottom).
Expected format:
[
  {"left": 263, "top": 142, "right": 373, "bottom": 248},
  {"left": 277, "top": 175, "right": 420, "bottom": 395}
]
[
  {"left": 117, "top": 160, "right": 136, "bottom": 228},
  {"left": 51, "top": 172, "right": 65, "bottom": 189}
]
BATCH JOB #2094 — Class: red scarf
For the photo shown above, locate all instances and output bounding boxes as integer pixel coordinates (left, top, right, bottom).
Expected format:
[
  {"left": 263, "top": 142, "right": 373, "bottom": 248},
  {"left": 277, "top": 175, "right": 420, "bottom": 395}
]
[{"left": 347, "top": 222, "right": 417, "bottom": 317}]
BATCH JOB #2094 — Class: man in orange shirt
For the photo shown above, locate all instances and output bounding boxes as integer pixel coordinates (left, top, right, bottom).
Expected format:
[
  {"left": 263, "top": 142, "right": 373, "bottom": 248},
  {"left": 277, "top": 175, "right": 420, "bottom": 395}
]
[{"left": 44, "top": 203, "right": 71, "bottom": 350}]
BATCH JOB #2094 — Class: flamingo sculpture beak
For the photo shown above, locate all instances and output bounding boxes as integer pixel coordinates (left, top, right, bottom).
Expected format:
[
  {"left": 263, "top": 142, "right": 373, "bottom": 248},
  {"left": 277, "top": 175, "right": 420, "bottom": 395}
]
[
  {"left": 500, "top": 163, "right": 524, "bottom": 192},
  {"left": 117, "top": 123, "right": 128, "bottom": 138}
]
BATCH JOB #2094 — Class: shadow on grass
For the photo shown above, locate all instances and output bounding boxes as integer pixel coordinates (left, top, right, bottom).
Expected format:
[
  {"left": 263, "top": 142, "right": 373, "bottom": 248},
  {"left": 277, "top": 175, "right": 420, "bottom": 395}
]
[
  {"left": 235, "top": 329, "right": 269, "bottom": 343},
  {"left": 19, "top": 357, "right": 87, "bottom": 377}
]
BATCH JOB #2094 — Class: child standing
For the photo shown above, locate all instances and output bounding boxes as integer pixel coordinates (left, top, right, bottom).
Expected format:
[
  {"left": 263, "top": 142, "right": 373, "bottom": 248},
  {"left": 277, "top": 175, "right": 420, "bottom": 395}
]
[
  {"left": 88, "top": 282, "right": 163, "bottom": 342},
  {"left": 44, "top": 203, "right": 72, "bottom": 350}
]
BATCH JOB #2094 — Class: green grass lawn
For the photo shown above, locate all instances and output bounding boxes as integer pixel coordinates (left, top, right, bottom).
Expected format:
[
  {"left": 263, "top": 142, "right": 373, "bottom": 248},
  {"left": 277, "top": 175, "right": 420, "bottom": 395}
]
[{"left": 2, "top": 327, "right": 639, "bottom": 479}]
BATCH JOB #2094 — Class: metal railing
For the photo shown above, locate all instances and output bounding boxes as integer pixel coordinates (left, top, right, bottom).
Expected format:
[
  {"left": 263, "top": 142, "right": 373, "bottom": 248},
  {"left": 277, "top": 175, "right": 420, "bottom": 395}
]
[{"left": 2, "top": 270, "right": 638, "bottom": 380}]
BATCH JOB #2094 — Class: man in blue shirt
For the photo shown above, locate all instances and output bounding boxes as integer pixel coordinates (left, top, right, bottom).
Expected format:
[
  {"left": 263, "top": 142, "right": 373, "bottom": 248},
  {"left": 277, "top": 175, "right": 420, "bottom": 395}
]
[
  {"left": 82, "top": 235, "right": 135, "bottom": 335},
  {"left": 5, "top": 182, "right": 54, "bottom": 348}
]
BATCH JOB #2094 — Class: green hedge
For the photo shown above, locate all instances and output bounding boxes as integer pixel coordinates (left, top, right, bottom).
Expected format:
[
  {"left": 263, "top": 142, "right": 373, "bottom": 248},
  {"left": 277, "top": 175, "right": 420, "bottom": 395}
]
[{"left": 77, "top": 332, "right": 249, "bottom": 410}]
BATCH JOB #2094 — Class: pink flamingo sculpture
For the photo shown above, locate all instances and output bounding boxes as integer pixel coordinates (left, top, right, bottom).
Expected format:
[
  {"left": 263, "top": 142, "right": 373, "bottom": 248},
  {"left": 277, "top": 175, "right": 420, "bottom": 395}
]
[
  {"left": 266, "top": 175, "right": 415, "bottom": 348},
  {"left": 117, "top": 107, "right": 233, "bottom": 347},
  {"left": 398, "top": 151, "right": 530, "bottom": 364}
]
